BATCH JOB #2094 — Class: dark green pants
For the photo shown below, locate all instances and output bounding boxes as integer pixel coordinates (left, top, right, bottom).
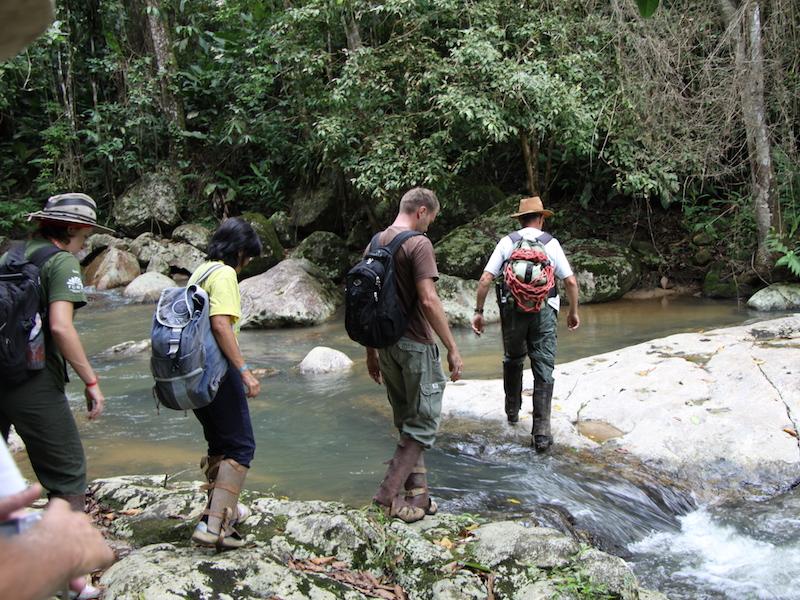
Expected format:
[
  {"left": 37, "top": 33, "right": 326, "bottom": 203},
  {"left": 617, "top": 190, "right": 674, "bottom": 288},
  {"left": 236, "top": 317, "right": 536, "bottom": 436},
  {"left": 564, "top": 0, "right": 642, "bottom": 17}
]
[
  {"left": 378, "top": 337, "right": 447, "bottom": 449},
  {"left": 500, "top": 302, "right": 558, "bottom": 383},
  {"left": 0, "top": 370, "right": 86, "bottom": 496}
]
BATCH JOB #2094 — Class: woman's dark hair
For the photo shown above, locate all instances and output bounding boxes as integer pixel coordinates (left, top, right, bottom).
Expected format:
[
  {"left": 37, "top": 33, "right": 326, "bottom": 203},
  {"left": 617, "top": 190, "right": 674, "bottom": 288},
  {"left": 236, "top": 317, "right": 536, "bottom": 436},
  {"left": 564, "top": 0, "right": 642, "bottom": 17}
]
[
  {"left": 36, "top": 220, "right": 77, "bottom": 244},
  {"left": 207, "top": 217, "right": 263, "bottom": 268}
]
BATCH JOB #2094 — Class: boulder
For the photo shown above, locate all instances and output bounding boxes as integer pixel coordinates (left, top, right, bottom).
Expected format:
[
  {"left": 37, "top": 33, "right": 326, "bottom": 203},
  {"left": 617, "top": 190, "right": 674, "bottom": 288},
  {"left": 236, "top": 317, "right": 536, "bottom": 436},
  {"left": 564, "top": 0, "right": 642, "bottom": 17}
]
[
  {"left": 747, "top": 283, "right": 800, "bottom": 311},
  {"left": 560, "top": 239, "right": 641, "bottom": 303},
  {"left": 129, "top": 233, "right": 166, "bottom": 266},
  {"left": 112, "top": 167, "right": 185, "bottom": 235},
  {"left": 289, "top": 182, "right": 337, "bottom": 229},
  {"left": 166, "top": 242, "right": 206, "bottom": 275},
  {"left": 298, "top": 347, "right": 353, "bottom": 374},
  {"left": 435, "top": 196, "right": 520, "bottom": 279},
  {"left": 240, "top": 212, "right": 284, "bottom": 278},
  {"left": 171, "top": 223, "right": 211, "bottom": 250},
  {"left": 123, "top": 272, "right": 176, "bottom": 303},
  {"left": 83, "top": 247, "right": 141, "bottom": 290},
  {"left": 84, "top": 233, "right": 130, "bottom": 256},
  {"left": 269, "top": 210, "right": 294, "bottom": 247},
  {"left": 437, "top": 274, "right": 500, "bottom": 327},
  {"left": 99, "top": 339, "right": 152, "bottom": 357},
  {"left": 239, "top": 259, "right": 340, "bottom": 328},
  {"left": 90, "top": 476, "right": 661, "bottom": 600},
  {"left": 290, "top": 231, "right": 350, "bottom": 282},
  {"left": 703, "top": 262, "right": 744, "bottom": 298}
]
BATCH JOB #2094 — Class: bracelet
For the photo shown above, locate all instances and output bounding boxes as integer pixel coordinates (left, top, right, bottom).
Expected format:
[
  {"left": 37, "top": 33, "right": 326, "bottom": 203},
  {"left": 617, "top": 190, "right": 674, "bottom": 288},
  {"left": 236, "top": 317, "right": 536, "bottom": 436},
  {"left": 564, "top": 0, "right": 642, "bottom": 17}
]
[
  {"left": 474, "top": 308, "right": 484, "bottom": 314},
  {"left": 85, "top": 379, "right": 98, "bottom": 388},
  {"left": 238, "top": 364, "right": 250, "bottom": 373}
]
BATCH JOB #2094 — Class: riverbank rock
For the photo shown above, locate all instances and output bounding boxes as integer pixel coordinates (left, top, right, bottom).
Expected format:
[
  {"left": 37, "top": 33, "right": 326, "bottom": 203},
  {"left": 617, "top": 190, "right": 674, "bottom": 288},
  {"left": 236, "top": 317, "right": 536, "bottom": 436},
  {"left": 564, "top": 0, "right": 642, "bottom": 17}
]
[
  {"left": 298, "top": 346, "right": 353, "bottom": 374},
  {"left": 290, "top": 231, "right": 350, "bottom": 282},
  {"left": 442, "top": 315, "right": 800, "bottom": 501},
  {"left": 90, "top": 475, "right": 662, "bottom": 600},
  {"left": 239, "top": 259, "right": 340, "bottom": 328},
  {"left": 240, "top": 212, "right": 284, "bottom": 279},
  {"left": 112, "top": 167, "right": 185, "bottom": 236},
  {"left": 747, "top": 283, "right": 800, "bottom": 311},
  {"left": 99, "top": 339, "right": 152, "bottom": 357},
  {"left": 123, "top": 272, "right": 175, "bottom": 302},
  {"left": 171, "top": 223, "right": 211, "bottom": 250},
  {"left": 438, "top": 274, "right": 500, "bottom": 327},
  {"left": 561, "top": 239, "right": 641, "bottom": 303},
  {"left": 83, "top": 247, "right": 141, "bottom": 290}
]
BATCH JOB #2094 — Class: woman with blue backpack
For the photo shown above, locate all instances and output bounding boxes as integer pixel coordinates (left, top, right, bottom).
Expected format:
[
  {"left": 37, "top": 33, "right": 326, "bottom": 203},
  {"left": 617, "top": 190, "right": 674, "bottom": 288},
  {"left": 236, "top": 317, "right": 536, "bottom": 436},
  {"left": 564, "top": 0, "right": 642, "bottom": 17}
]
[{"left": 185, "top": 217, "right": 263, "bottom": 549}]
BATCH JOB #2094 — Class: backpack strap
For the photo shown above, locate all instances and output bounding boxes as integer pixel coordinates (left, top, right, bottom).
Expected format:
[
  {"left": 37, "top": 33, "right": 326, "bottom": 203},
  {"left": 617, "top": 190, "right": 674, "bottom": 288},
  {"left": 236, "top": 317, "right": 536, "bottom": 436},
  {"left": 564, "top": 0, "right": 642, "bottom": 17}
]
[
  {"left": 28, "top": 243, "right": 66, "bottom": 268},
  {"left": 366, "top": 232, "right": 382, "bottom": 254},
  {"left": 194, "top": 262, "right": 225, "bottom": 286},
  {"left": 536, "top": 233, "right": 553, "bottom": 245},
  {"left": 384, "top": 230, "right": 422, "bottom": 255},
  {"left": 508, "top": 231, "right": 522, "bottom": 244}
]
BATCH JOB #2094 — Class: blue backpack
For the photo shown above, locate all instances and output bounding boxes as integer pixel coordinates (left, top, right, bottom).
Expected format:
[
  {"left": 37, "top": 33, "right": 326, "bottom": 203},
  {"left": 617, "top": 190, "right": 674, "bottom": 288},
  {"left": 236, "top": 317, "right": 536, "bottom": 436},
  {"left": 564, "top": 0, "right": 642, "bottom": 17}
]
[{"left": 150, "top": 264, "right": 227, "bottom": 411}]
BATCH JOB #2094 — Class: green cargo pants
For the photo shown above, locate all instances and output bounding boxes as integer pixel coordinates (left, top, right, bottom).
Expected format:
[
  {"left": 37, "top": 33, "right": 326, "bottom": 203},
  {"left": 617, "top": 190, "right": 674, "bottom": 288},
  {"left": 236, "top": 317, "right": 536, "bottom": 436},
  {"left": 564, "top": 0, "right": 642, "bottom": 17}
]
[
  {"left": 500, "top": 302, "right": 558, "bottom": 383},
  {"left": 378, "top": 337, "right": 447, "bottom": 449},
  {"left": 0, "top": 370, "right": 87, "bottom": 496}
]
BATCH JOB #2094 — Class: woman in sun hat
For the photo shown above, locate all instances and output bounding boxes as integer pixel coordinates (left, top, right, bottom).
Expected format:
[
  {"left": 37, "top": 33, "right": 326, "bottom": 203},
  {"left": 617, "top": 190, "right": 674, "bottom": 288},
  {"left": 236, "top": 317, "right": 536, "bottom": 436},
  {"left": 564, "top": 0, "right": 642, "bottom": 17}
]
[{"left": 0, "top": 192, "right": 114, "bottom": 599}]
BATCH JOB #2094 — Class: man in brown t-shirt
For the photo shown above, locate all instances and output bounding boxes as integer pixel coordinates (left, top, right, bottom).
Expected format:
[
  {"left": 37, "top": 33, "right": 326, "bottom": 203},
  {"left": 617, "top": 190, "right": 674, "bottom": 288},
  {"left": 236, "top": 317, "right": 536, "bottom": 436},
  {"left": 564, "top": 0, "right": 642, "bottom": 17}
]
[{"left": 367, "top": 187, "right": 464, "bottom": 523}]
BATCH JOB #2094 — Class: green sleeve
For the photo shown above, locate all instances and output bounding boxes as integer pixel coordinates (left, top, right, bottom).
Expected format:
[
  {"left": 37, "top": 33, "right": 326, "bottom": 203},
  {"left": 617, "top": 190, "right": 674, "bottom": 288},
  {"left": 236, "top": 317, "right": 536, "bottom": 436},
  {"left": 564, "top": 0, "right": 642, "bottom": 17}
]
[{"left": 42, "top": 252, "right": 87, "bottom": 308}]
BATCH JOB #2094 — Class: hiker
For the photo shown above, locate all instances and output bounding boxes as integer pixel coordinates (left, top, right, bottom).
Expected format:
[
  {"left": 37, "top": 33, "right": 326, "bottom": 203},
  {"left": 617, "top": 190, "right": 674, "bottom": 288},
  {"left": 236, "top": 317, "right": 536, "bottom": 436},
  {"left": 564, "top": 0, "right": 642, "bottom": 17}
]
[
  {"left": 0, "top": 440, "right": 115, "bottom": 600},
  {"left": 471, "top": 196, "right": 580, "bottom": 452},
  {"left": 0, "top": 193, "right": 113, "bottom": 598},
  {"left": 367, "top": 187, "right": 464, "bottom": 523},
  {"left": 187, "top": 217, "right": 262, "bottom": 549}
]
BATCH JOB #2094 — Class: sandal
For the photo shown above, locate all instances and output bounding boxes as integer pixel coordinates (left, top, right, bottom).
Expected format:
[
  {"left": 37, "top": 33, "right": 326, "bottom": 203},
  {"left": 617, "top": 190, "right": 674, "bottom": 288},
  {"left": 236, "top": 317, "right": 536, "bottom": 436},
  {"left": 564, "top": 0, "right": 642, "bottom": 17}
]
[
  {"left": 404, "top": 486, "right": 438, "bottom": 516},
  {"left": 389, "top": 496, "right": 425, "bottom": 523}
]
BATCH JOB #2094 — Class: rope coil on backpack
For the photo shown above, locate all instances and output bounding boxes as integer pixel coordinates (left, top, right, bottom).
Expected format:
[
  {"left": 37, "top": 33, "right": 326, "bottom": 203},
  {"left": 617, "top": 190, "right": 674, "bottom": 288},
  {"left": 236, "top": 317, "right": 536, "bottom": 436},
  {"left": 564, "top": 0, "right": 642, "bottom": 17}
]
[{"left": 503, "top": 247, "right": 555, "bottom": 313}]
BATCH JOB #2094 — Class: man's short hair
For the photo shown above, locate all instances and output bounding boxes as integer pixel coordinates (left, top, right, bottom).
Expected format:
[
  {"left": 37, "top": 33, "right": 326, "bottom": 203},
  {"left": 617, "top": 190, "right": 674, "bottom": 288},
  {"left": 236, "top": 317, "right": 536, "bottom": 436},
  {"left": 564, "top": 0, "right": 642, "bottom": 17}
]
[
  {"left": 399, "top": 187, "right": 439, "bottom": 214},
  {"left": 519, "top": 212, "right": 543, "bottom": 227}
]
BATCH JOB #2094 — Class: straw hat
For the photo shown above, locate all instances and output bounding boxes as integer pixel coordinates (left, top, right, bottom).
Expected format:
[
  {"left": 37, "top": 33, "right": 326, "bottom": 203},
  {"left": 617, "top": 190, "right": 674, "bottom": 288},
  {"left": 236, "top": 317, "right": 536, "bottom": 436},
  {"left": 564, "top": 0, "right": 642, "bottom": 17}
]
[
  {"left": 27, "top": 193, "right": 115, "bottom": 234},
  {"left": 0, "top": 0, "right": 54, "bottom": 60},
  {"left": 510, "top": 196, "right": 554, "bottom": 219}
]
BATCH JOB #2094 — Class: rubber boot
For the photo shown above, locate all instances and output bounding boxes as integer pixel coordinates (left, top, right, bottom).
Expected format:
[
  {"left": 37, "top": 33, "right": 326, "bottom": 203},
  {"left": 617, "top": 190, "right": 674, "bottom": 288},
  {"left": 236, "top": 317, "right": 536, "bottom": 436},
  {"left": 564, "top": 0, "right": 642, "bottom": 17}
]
[
  {"left": 532, "top": 380, "right": 554, "bottom": 453},
  {"left": 503, "top": 359, "right": 525, "bottom": 423},
  {"left": 200, "top": 455, "right": 250, "bottom": 525},
  {"left": 373, "top": 437, "right": 426, "bottom": 523},
  {"left": 403, "top": 454, "right": 437, "bottom": 516},
  {"left": 51, "top": 493, "right": 86, "bottom": 513},
  {"left": 191, "top": 458, "right": 248, "bottom": 549}
]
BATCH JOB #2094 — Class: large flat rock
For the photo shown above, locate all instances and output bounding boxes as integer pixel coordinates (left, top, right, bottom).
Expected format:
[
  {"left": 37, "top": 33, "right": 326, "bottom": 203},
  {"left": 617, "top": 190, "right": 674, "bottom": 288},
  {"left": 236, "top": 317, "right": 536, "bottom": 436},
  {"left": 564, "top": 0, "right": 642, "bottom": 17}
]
[{"left": 443, "top": 315, "right": 800, "bottom": 499}]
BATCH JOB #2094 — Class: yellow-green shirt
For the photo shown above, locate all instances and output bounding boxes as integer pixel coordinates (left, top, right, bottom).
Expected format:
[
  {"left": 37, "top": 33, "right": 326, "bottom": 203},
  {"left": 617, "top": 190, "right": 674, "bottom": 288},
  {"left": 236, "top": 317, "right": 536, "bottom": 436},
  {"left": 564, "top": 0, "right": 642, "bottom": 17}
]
[{"left": 188, "top": 261, "right": 241, "bottom": 334}]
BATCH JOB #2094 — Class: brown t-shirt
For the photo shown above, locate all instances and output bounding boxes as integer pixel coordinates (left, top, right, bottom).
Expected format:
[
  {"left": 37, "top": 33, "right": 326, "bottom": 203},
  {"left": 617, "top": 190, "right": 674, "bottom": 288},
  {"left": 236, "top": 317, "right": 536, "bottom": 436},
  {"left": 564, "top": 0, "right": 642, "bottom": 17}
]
[{"left": 377, "top": 226, "right": 439, "bottom": 344}]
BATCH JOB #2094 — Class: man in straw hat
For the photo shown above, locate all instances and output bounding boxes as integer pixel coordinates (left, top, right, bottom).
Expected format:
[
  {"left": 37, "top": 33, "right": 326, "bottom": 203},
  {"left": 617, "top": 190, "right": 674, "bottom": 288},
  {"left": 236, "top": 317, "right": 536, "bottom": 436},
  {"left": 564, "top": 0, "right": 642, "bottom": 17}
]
[
  {"left": 0, "top": 192, "right": 114, "bottom": 598},
  {"left": 471, "top": 196, "right": 580, "bottom": 452}
]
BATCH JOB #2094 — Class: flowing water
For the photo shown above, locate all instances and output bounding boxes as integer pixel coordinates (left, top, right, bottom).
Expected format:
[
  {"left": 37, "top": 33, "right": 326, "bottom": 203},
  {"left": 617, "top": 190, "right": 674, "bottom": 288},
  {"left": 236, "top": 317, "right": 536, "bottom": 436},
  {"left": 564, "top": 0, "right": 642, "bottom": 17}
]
[{"left": 16, "top": 294, "right": 800, "bottom": 599}]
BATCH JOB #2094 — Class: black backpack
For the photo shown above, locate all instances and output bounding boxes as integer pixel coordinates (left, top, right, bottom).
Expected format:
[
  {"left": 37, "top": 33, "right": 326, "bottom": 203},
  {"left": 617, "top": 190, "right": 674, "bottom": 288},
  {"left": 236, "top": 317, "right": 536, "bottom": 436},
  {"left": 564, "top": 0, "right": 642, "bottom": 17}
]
[
  {"left": 0, "top": 242, "right": 65, "bottom": 385},
  {"left": 344, "top": 230, "right": 421, "bottom": 348}
]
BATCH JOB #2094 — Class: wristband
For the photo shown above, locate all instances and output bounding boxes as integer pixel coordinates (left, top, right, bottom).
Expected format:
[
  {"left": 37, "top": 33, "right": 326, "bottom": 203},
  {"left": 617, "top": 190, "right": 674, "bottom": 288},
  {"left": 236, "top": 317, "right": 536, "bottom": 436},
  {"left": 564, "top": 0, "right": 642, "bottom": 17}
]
[
  {"left": 474, "top": 308, "right": 484, "bottom": 314},
  {"left": 238, "top": 364, "right": 250, "bottom": 373},
  {"left": 85, "top": 379, "right": 98, "bottom": 388}
]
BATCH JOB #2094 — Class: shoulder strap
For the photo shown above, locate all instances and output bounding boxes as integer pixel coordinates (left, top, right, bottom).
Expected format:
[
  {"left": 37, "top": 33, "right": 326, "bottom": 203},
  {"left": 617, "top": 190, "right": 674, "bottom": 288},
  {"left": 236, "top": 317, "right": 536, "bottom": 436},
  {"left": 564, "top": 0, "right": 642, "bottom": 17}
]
[
  {"left": 195, "top": 263, "right": 225, "bottom": 286},
  {"left": 28, "top": 243, "right": 66, "bottom": 268},
  {"left": 536, "top": 233, "right": 553, "bottom": 245},
  {"left": 385, "top": 230, "right": 422, "bottom": 255},
  {"left": 366, "top": 232, "right": 382, "bottom": 254},
  {"left": 509, "top": 231, "right": 522, "bottom": 244}
]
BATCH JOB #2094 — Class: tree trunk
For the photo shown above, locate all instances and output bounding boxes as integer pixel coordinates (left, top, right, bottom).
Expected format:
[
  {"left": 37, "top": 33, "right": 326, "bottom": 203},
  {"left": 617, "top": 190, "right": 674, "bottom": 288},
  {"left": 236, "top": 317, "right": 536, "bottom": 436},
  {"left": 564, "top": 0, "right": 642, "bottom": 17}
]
[
  {"left": 720, "top": 0, "right": 776, "bottom": 272},
  {"left": 143, "top": 0, "right": 185, "bottom": 135},
  {"left": 520, "top": 131, "right": 540, "bottom": 196},
  {"left": 342, "top": 10, "right": 362, "bottom": 51}
]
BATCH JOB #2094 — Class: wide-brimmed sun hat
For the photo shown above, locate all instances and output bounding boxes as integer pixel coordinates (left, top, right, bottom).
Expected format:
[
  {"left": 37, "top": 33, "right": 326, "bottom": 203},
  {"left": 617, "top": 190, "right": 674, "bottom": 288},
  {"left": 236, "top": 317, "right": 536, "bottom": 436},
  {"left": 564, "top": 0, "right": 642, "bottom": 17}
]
[
  {"left": 27, "top": 193, "right": 115, "bottom": 234},
  {"left": 510, "top": 196, "right": 554, "bottom": 219}
]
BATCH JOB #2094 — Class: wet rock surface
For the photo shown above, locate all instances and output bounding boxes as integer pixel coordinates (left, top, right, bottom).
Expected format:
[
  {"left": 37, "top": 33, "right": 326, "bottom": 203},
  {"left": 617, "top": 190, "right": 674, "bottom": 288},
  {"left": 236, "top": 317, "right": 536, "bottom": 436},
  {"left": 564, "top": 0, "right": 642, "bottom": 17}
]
[{"left": 91, "top": 476, "right": 664, "bottom": 600}]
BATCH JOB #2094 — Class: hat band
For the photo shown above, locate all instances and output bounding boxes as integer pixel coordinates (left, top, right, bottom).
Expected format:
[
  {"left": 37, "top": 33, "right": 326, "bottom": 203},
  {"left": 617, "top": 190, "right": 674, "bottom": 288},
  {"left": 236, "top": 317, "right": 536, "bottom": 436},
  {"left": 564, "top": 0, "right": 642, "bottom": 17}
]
[
  {"left": 37, "top": 210, "right": 97, "bottom": 224},
  {"left": 46, "top": 195, "right": 97, "bottom": 210}
]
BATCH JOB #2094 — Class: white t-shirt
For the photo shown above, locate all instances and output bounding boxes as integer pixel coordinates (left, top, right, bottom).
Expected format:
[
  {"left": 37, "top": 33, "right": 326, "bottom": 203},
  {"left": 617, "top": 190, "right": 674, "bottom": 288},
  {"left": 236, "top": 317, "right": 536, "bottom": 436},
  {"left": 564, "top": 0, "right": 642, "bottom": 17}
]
[{"left": 483, "top": 227, "right": 574, "bottom": 312}]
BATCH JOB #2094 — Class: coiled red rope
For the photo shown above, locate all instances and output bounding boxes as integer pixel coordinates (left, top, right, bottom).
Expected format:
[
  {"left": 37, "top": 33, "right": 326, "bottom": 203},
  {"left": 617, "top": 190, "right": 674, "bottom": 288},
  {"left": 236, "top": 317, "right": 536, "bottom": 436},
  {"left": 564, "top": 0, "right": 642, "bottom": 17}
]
[{"left": 503, "top": 248, "right": 555, "bottom": 313}]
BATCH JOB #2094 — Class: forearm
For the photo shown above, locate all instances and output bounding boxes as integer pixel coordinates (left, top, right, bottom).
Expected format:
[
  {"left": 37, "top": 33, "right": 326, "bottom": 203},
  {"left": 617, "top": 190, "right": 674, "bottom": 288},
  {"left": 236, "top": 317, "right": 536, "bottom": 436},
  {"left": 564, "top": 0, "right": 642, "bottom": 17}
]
[
  {"left": 475, "top": 273, "right": 493, "bottom": 311},
  {"left": 0, "top": 534, "right": 79, "bottom": 599},
  {"left": 50, "top": 323, "right": 96, "bottom": 384},
  {"left": 420, "top": 295, "right": 457, "bottom": 352},
  {"left": 564, "top": 277, "right": 579, "bottom": 312}
]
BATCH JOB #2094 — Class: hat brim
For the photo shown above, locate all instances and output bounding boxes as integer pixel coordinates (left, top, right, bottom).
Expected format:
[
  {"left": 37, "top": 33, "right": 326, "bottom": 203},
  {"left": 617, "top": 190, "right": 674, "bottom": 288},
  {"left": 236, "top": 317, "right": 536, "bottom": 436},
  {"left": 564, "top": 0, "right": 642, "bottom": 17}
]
[
  {"left": 510, "top": 209, "right": 554, "bottom": 218},
  {"left": 27, "top": 212, "right": 115, "bottom": 235}
]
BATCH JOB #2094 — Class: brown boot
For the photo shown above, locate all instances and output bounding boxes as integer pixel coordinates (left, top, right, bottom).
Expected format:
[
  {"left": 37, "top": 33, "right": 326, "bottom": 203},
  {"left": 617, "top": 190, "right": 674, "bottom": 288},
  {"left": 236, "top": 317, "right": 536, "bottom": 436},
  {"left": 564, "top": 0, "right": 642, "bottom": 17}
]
[
  {"left": 50, "top": 494, "right": 86, "bottom": 513},
  {"left": 403, "top": 454, "right": 437, "bottom": 516},
  {"left": 192, "top": 458, "right": 248, "bottom": 549},
  {"left": 200, "top": 455, "right": 250, "bottom": 526},
  {"left": 373, "top": 437, "right": 426, "bottom": 523},
  {"left": 532, "top": 380, "right": 554, "bottom": 453}
]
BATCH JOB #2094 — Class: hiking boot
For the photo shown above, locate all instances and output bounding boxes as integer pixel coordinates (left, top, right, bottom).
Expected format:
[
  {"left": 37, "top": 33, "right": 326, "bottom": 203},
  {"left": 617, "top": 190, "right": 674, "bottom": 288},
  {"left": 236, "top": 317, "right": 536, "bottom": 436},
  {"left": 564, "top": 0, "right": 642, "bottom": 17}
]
[
  {"left": 403, "top": 454, "right": 438, "bottom": 516},
  {"left": 503, "top": 359, "right": 525, "bottom": 423},
  {"left": 200, "top": 454, "right": 250, "bottom": 526},
  {"left": 192, "top": 458, "right": 248, "bottom": 549},
  {"left": 532, "top": 380, "right": 555, "bottom": 452},
  {"left": 373, "top": 437, "right": 426, "bottom": 523}
]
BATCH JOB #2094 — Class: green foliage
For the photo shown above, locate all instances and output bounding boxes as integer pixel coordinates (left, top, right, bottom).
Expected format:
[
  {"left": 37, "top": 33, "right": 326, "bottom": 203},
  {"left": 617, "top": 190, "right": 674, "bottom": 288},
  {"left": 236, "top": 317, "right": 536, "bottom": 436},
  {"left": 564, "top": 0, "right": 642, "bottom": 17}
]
[{"left": 637, "top": 0, "right": 660, "bottom": 18}]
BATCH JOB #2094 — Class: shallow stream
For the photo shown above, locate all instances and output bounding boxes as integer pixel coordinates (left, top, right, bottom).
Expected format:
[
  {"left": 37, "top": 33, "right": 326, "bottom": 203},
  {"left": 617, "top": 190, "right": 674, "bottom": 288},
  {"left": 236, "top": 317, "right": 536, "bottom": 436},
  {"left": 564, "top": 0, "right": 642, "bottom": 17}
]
[{"left": 18, "top": 294, "right": 799, "bottom": 599}]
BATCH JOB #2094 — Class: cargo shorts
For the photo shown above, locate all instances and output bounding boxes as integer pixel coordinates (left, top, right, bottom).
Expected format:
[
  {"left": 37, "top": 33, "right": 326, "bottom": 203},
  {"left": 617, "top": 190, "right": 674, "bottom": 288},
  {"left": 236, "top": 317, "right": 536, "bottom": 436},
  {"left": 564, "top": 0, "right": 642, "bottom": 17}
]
[{"left": 378, "top": 337, "right": 447, "bottom": 449}]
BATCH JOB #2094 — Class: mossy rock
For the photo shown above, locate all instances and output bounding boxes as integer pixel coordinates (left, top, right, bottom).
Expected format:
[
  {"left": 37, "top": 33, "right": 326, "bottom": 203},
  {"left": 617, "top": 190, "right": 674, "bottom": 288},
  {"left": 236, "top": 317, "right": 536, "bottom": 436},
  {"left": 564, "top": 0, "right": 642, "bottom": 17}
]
[
  {"left": 240, "top": 212, "right": 284, "bottom": 278},
  {"left": 561, "top": 239, "right": 641, "bottom": 303},
  {"left": 269, "top": 210, "right": 293, "bottom": 247},
  {"left": 435, "top": 195, "right": 521, "bottom": 279},
  {"left": 290, "top": 231, "right": 350, "bottom": 282},
  {"left": 427, "top": 182, "right": 507, "bottom": 242},
  {"left": 703, "top": 263, "right": 743, "bottom": 299}
]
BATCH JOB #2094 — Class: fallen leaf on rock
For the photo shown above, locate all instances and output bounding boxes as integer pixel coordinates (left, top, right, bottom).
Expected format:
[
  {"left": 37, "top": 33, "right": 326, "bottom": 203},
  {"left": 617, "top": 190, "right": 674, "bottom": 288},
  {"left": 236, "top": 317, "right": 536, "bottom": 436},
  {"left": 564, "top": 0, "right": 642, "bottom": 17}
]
[
  {"left": 435, "top": 537, "right": 454, "bottom": 549},
  {"left": 637, "top": 368, "right": 655, "bottom": 376},
  {"left": 752, "top": 358, "right": 765, "bottom": 365},
  {"left": 507, "top": 498, "right": 521, "bottom": 505},
  {"left": 783, "top": 428, "right": 798, "bottom": 439},
  {"left": 118, "top": 509, "right": 142, "bottom": 516}
]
